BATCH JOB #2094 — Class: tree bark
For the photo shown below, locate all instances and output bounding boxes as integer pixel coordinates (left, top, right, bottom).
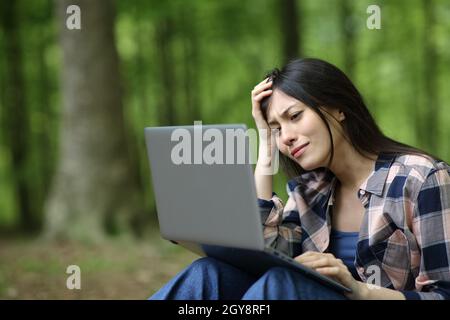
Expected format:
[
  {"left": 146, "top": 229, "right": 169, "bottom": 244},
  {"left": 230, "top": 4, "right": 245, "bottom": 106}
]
[{"left": 44, "top": 0, "right": 145, "bottom": 241}]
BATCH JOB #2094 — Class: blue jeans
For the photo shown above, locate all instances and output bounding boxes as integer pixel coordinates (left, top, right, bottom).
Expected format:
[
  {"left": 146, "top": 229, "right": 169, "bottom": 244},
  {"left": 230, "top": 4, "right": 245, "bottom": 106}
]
[{"left": 149, "top": 257, "right": 348, "bottom": 300}]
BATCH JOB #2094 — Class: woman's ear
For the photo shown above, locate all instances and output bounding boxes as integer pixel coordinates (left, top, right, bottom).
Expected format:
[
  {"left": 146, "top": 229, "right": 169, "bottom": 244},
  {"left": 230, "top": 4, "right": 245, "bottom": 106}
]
[{"left": 338, "top": 110, "right": 346, "bottom": 122}]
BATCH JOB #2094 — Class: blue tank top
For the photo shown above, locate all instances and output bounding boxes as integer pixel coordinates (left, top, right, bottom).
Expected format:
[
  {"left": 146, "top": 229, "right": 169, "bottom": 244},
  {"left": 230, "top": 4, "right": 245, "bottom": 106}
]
[{"left": 327, "top": 228, "right": 361, "bottom": 280}]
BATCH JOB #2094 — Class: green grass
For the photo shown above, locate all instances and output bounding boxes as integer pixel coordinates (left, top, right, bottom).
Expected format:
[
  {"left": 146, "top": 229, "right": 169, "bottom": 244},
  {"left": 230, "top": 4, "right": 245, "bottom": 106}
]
[{"left": 0, "top": 233, "right": 198, "bottom": 299}]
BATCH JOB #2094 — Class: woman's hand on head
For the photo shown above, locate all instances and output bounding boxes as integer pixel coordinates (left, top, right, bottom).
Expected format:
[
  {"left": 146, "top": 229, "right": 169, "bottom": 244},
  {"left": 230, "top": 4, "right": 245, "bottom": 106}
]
[
  {"left": 294, "top": 251, "right": 368, "bottom": 300},
  {"left": 251, "top": 78, "right": 273, "bottom": 133}
]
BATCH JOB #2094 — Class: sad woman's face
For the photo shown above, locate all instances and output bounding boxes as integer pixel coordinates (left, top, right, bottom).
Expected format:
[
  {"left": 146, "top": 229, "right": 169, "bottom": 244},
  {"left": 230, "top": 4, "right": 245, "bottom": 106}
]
[{"left": 266, "top": 89, "right": 345, "bottom": 171}]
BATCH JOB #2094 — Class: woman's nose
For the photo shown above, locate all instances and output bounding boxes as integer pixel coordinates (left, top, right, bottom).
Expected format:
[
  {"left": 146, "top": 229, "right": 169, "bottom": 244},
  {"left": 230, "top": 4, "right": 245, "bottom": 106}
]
[{"left": 280, "top": 128, "right": 296, "bottom": 146}]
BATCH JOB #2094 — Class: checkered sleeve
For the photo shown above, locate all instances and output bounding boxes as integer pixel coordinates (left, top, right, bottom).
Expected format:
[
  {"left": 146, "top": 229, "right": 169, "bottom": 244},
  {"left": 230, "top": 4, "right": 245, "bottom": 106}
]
[
  {"left": 257, "top": 186, "right": 303, "bottom": 258},
  {"left": 401, "top": 167, "right": 450, "bottom": 300}
]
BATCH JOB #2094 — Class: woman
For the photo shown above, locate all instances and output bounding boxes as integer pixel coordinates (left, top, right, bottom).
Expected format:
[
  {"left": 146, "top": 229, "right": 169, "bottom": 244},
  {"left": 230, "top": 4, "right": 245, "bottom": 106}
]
[{"left": 150, "top": 58, "right": 450, "bottom": 300}]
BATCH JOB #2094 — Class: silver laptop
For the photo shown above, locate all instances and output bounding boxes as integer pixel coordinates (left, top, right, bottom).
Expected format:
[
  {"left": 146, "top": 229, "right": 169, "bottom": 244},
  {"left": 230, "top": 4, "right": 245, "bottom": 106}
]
[{"left": 144, "top": 124, "right": 351, "bottom": 294}]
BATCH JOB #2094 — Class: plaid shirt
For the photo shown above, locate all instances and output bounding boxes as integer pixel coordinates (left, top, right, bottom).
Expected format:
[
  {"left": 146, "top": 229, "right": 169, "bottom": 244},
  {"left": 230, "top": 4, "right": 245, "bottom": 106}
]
[{"left": 258, "top": 153, "right": 450, "bottom": 300}]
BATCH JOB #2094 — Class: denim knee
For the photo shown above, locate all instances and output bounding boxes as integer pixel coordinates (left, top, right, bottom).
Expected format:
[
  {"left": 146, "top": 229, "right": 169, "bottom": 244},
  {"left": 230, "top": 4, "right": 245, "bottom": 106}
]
[
  {"left": 149, "top": 257, "right": 224, "bottom": 300},
  {"left": 180, "top": 256, "right": 256, "bottom": 300},
  {"left": 188, "top": 257, "right": 225, "bottom": 273},
  {"left": 261, "top": 267, "right": 330, "bottom": 292},
  {"left": 259, "top": 267, "right": 300, "bottom": 288},
  {"left": 241, "top": 267, "right": 297, "bottom": 300},
  {"left": 263, "top": 267, "right": 292, "bottom": 278},
  {"left": 262, "top": 267, "right": 310, "bottom": 285},
  {"left": 242, "top": 266, "right": 348, "bottom": 300}
]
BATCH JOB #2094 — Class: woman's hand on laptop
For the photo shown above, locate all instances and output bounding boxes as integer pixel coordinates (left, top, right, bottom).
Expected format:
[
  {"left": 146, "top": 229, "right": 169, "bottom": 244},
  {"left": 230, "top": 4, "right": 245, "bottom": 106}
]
[{"left": 295, "top": 251, "right": 367, "bottom": 300}]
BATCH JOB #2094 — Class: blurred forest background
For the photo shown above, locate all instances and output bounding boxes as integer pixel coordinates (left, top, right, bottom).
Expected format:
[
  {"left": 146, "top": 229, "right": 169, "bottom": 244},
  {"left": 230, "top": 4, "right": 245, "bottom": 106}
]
[{"left": 0, "top": 0, "right": 449, "bottom": 299}]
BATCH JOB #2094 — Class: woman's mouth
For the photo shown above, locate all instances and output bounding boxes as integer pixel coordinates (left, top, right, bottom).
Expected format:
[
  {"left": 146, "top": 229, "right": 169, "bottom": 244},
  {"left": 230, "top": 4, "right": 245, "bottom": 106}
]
[{"left": 290, "top": 142, "right": 309, "bottom": 158}]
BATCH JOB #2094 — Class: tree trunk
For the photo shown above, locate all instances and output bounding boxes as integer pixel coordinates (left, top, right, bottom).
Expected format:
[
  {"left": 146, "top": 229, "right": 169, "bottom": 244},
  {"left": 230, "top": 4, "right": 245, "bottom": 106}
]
[
  {"left": 44, "top": 0, "right": 145, "bottom": 241},
  {"left": 280, "top": 0, "right": 301, "bottom": 62},
  {"left": 0, "top": 0, "right": 36, "bottom": 232},
  {"left": 129, "top": 3, "right": 157, "bottom": 233}
]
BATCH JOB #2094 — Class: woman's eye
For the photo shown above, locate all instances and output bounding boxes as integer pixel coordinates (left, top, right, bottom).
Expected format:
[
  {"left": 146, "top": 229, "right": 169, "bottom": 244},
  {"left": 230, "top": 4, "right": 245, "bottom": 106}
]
[{"left": 290, "top": 112, "right": 302, "bottom": 121}]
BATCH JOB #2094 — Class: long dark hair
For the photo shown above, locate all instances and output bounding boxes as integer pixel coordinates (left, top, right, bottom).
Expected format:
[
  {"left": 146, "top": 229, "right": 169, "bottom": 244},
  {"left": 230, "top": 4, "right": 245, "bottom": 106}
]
[{"left": 260, "top": 58, "right": 437, "bottom": 179}]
